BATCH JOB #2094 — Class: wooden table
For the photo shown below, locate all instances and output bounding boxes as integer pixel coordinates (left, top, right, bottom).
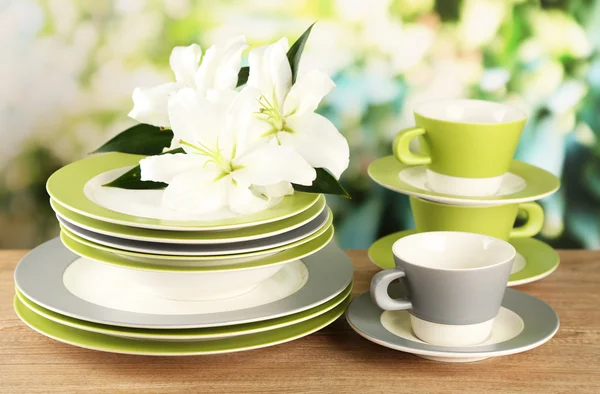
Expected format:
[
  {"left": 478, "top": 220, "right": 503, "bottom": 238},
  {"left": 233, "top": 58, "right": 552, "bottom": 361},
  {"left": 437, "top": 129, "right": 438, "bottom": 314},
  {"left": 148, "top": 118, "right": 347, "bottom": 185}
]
[{"left": 0, "top": 249, "right": 599, "bottom": 393}]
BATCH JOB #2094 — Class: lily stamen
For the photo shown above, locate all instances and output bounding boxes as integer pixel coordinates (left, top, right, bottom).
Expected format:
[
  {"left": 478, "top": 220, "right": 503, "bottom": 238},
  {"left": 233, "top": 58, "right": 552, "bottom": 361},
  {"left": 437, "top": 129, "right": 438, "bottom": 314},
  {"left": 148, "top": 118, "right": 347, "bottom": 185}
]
[
  {"left": 255, "top": 93, "right": 286, "bottom": 131},
  {"left": 179, "top": 139, "right": 233, "bottom": 174}
]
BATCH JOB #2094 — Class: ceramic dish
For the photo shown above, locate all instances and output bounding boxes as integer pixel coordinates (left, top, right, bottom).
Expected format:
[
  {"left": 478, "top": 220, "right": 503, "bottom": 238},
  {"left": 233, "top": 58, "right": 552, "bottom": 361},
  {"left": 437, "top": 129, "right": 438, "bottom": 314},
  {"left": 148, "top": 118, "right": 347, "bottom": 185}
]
[
  {"left": 15, "top": 283, "right": 352, "bottom": 341},
  {"left": 346, "top": 287, "right": 559, "bottom": 362},
  {"left": 57, "top": 208, "right": 330, "bottom": 256},
  {"left": 368, "top": 230, "right": 559, "bottom": 286},
  {"left": 59, "top": 215, "right": 333, "bottom": 268},
  {"left": 50, "top": 196, "right": 326, "bottom": 244},
  {"left": 53, "top": 255, "right": 309, "bottom": 308},
  {"left": 14, "top": 238, "right": 354, "bottom": 328},
  {"left": 59, "top": 255, "right": 301, "bottom": 301},
  {"left": 15, "top": 295, "right": 349, "bottom": 355},
  {"left": 47, "top": 153, "right": 321, "bottom": 231},
  {"left": 368, "top": 156, "right": 560, "bottom": 206}
]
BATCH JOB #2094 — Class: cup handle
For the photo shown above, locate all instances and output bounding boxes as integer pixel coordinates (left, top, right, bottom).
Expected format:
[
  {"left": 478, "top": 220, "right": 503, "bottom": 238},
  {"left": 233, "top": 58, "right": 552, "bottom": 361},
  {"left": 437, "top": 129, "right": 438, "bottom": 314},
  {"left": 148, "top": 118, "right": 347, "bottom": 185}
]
[
  {"left": 393, "top": 127, "right": 432, "bottom": 165},
  {"left": 510, "top": 202, "right": 544, "bottom": 238},
  {"left": 370, "top": 269, "right": 413, "bottom": 311}
]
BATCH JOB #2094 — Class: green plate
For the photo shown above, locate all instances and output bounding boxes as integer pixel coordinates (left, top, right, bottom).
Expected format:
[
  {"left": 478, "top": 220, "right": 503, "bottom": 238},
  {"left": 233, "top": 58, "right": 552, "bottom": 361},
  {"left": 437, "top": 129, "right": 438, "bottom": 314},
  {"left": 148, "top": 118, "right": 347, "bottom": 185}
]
[
  {"left": 51, "top": 196, "right": 325, "bottom": 244},
  {"left": 14, "top": 295, "right": 349, "bottom": 355},
  {"left": 60, "top": 222, "right": 335, "bottom": 271},
  {"left": 368, "top": 230, "right": 559, "bottom": 287},
  {"left": 47, "top": 153, "right": 321, "bottom": 231},
  {"left": 368, "top": 156, "right": 560, "bottom": 206},
  {"left": 15, "top": 282, "right": 352, "bottom": 341}
]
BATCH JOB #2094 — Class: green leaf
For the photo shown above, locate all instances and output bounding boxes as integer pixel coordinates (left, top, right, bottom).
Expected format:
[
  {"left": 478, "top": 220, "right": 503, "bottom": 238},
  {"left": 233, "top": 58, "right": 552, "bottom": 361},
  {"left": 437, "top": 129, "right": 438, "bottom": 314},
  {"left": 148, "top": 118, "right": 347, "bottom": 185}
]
[
  {"left": 293, "top": 168, "right": 350, "bottom": 198},
  {"left": 103, "top": 148, "right": 185, "bottom": 190},
  {"left": 287, "top": 22, "right": 316, "bottom": 84},
  {"left": 92, "top": 124, "right": 174, "bottom": 156},
  {"left": 237, "top": 66, "right": 250, "bottom": 87}
]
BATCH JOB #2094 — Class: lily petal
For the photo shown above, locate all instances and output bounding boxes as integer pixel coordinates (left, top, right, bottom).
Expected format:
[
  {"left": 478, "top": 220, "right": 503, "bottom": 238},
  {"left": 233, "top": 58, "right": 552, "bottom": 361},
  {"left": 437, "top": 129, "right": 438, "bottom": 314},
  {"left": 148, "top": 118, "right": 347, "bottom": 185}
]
[
  {"left": 228, "top": 181, "right": 271, "bottom": 215},
  {"left": 139, "top": 153, "right": 208, "bottom": 183},
  {"left": 169, "top": 44, "right": 202, "bottom": 87},
  {"left": 252, "top": 182, "right": 294, "bottom": 199},
  {"left": 283, "top": 70, "right": 335, "bottom": 117},
  {"left": 195, "top": 35, "right": 248, "bottom": 93},
  {"left": 227, "top": 87, "right": 274, "bottom": 150},
  {"left": 128, "top": 82, "right": 181, "bottom": 127},
  {"left": 232, "top": 143, "right": 316, "bottom": 186},
  {"left": 247, "top": 37, "right": 291, "bottom": 109},
  {"left": 162, "top": 167, "right": 228, "bottom": 214},
  {"left": 167, "top": 88, "right": 226, "bottom": 153},
  {"left": 281, "top": 113, "right": 349, "bottom": 179}
]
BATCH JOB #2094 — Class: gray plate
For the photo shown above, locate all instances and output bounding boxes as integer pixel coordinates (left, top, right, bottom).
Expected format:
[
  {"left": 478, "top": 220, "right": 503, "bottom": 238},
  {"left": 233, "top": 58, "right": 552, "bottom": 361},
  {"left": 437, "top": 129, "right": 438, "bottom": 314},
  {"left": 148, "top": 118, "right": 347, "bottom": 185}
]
[
  {"left": 346, "top": 285, "right": 559, "bottom": 359},
  {"left": 14, "top": 237, "right": 354, "bottom": 329},
  {"left": 57, "top": 208, "right": 329, "bottom": 256}
]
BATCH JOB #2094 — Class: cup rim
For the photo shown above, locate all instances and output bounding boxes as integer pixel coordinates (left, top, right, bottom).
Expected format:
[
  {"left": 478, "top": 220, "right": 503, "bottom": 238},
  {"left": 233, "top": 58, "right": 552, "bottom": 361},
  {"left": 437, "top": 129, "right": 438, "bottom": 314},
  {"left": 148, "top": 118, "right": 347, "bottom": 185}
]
[
  {"left": 413, "top": 98, "right": 527, "bottom": 125},
  {"left": 392, "top": 231, "right": 516, "bottom": 272}
]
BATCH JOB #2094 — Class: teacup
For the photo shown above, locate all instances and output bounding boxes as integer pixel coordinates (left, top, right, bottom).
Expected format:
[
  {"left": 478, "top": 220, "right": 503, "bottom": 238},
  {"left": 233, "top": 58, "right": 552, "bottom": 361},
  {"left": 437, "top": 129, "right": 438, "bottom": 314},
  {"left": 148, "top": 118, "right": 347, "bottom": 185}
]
[
  {"left": 393, "top": 99, "right": 527, "bottom": 197},
  {"left": 370, "top": 231, "right": 515, "bottom": 346},
  {"left": 410, "top": 196, "right": 544, "bottom": 241}
]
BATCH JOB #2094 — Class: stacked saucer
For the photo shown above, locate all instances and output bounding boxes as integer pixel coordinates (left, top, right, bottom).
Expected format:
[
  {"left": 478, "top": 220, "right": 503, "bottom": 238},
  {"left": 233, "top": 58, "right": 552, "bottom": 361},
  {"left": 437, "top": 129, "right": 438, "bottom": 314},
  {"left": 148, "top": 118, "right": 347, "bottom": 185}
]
[
  {"left": 368, "top": 100, "right": 561, "bottom": 287},
  {"left": 349, "top": 99, "right": 561, "bottom": 362},
  {"left": 14, "top": 153, "right": 353, "bottom": 355}
]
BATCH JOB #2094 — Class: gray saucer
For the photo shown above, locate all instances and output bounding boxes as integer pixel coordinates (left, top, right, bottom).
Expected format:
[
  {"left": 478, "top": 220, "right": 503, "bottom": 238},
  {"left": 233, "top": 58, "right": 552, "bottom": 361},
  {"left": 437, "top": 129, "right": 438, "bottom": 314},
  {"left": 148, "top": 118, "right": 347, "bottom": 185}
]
[
  {"left": 57, "top": 208, "right": 329, "bottom": 256},
  {"left": 14, "top": 238, "right": 353, "bottom": 329},
  {"left": 346, "top": 285, "right": 559, "bottom": 362}
]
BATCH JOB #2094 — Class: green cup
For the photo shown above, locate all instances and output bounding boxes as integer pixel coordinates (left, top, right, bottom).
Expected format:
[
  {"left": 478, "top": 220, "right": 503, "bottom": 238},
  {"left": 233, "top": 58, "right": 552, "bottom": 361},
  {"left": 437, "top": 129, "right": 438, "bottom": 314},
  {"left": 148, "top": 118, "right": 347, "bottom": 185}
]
[
  {"left": 393, "top": 99, "right": 527, "bottom": 197},
  {"left": 409, "top": 196, "right": 544, "bottom": 241}
]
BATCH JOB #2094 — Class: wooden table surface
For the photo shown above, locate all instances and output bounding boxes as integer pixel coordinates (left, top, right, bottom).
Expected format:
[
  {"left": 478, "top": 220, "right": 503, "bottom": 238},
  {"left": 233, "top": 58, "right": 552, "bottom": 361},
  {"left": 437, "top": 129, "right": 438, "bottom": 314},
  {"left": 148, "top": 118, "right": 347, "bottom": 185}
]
[{"left": 0, "top": 249, "right": 599, "bottom": 393}]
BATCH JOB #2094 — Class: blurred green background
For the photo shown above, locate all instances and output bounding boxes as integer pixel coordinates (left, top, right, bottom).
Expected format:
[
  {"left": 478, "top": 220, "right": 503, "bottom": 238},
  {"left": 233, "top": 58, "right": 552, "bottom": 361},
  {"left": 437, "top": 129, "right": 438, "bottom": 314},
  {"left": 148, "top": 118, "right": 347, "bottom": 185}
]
[{"left": 1, "top": 0, "right": 599, "bottom": 249}]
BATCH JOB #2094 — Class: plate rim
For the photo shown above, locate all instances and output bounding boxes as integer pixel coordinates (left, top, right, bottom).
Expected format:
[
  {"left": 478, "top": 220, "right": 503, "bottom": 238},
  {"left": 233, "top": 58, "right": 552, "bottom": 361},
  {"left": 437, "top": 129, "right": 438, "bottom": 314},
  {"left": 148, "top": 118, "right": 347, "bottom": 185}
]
[
  {"left": 58, "top": 214, "right": 334, "bottom": 271},
  {"left": 15, "top": 282, "right": 353, "bottom": 340},
  {"left": 14, "top": 295, "right": 350, "bottom": 356},
  {"left": 50, "top": 196, "right": 326, "bottom": 244},
  {"left": 57, "top": 207, "right": 330, "bottom": 256},
  {"left": 47, "top": 152, "right": 321, "bottom": 231},
  {"left": 14, "top": 238, "right": 354, "bottom": 328}
]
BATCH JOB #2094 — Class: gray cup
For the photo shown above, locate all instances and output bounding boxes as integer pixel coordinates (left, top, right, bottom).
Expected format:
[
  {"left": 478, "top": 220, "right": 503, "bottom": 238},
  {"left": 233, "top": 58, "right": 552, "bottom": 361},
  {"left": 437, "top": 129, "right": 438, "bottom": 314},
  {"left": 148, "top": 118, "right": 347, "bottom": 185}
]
[{"left": 370, "top": 231, "right": 515, "bottom": 346}]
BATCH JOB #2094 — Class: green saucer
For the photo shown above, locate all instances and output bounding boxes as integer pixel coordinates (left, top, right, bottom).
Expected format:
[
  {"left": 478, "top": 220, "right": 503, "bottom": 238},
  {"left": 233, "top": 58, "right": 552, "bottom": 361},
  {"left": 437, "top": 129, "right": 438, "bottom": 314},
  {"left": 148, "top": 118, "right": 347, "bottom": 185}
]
[
  {"left": 47, "top": 153, "right": 321, "bottom": 231},
  {"left": 14, "top": 296, "right": 349, "bottom": 356},
  {"left": 368, "top": 230, "right": 559, "bottom": 287},
  {"left": 368, "top": 156, "right": 560, "bottom": 206}
]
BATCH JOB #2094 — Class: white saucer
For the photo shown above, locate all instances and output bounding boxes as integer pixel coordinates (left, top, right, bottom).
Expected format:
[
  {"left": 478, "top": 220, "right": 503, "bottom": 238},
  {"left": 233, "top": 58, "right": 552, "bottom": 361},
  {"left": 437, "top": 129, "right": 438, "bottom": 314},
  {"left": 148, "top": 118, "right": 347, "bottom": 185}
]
[{"left": 346, "top": 287, "right": 559, "bottom": 362}]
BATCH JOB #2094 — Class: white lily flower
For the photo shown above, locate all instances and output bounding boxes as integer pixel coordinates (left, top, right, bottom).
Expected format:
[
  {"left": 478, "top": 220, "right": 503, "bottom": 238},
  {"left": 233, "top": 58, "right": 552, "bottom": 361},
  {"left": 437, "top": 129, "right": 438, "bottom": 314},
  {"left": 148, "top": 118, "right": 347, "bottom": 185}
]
[
  {"left": 244, "top": 38, "right": 350, "bottom": 179},
  {"left": 139, "top": 88, "right": 316, "bottom": 215},
  {"left": 128, "top": 36, "right": 248, "bottom": 127}
]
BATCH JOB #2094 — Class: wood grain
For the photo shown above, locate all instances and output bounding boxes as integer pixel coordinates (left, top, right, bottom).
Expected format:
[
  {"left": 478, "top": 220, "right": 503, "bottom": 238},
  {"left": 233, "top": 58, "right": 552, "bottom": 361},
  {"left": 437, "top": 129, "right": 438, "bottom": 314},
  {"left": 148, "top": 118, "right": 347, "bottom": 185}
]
[{"left": 0, "top": 249, "right": 599, "bottom": 393}]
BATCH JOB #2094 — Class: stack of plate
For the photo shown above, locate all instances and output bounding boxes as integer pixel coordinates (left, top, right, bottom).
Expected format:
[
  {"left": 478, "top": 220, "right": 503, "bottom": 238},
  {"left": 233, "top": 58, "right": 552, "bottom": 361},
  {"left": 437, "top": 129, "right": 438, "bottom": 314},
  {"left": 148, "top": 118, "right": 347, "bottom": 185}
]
[{"left": 13, "top": 153, "right": 354, "bottom": 355}]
